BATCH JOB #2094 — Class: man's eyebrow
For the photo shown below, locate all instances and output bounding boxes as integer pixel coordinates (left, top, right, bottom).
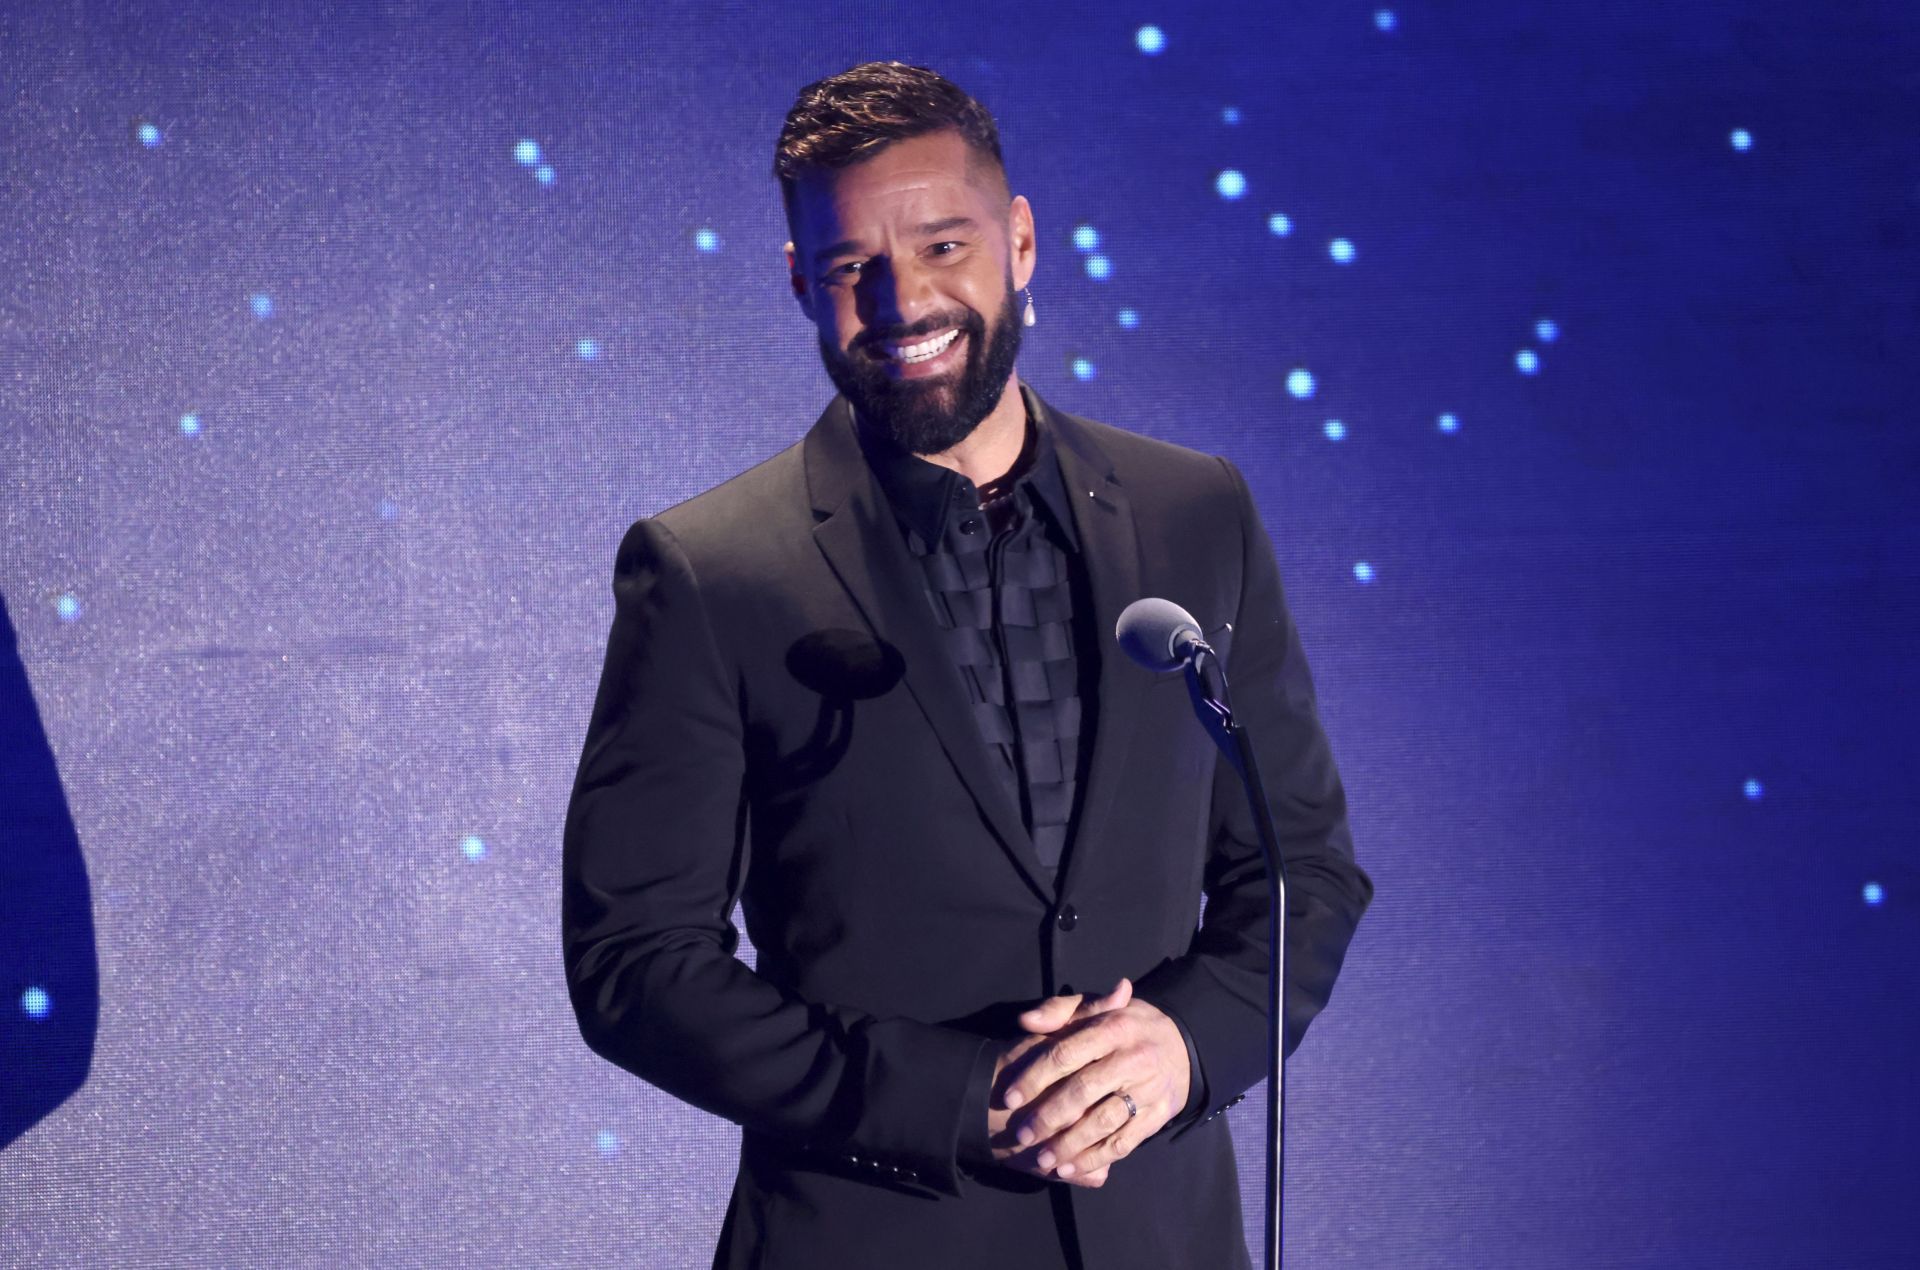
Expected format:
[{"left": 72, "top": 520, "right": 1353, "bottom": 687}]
[
  {"left": 913, "top": 216, "right": 977, "bottom": 238},
  {"left": 814, "top": 238, "right": 865, "bottom": 263},
  {"left": 813, "top": 217, "right": 979, "bottom": 264}
]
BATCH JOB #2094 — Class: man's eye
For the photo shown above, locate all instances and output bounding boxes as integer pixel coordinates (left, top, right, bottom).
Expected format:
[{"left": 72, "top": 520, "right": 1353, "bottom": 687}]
[
  {"left": 830, "top": 261, "right": 864, "bottom": 278},
  {"left": 930, "top": 241, "right": 962, "bottom": 255}
]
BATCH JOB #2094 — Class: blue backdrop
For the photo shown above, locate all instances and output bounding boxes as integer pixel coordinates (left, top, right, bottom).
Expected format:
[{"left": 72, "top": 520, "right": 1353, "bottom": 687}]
[{"left": 3, "top": 2, "right": 1915, "bottom": 1266}]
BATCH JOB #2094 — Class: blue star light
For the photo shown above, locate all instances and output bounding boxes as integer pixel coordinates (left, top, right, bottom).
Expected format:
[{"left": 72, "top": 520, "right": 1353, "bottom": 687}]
[
  {"left": 1515, "top": 349, "right": 1540, "bottom": 375},
  {"left": 1085, "top": 254, "right": 1112, "bottom": 280},
  {"left": 1267, "top": 213, "right": 1293, "bottom": 237},
  {"left": 1329, "top": 238, "right": 1356, "bottom": 264},
  {"left": 1353, "top": 561, "right": 1376, "bottom": 583},
  {"left": 1071, "top": 357, "right": 1096, "bottom": 382},
  {"left": 21, "top": 987, "right": 50, "bottom": 1019},
  {"left": 1136, "top": 25, "right": 1166, "bottom": 55},
  {"left": 1536, "top": 318, "right": 1560, "bottom": 343},
  {"left": 56, "top": 593, "right": 81, "bottom": 621},
  {"left": 1117, "top": 308, "right": 1140, "bottom": 329},
  {"left": 1375, "top": 10, "right": 1398, "bottom": 32},
  {"left": 1215, "top": 169, "right": 1247, "bottom": 200},
  {"left": 1862, "top": 882, "right": 1885, "bottom": 906},
  {"left": 138, "top": 123, "right": 162, "bottom": 147},
  {"left": 377, "top": 498, "right": 399, "bottom": 522},
  {"left": 249, "top": 293, "right": 274, "bottom": 319},
  {"left": 179, "top": 412, "right": 201, "bottom": 437},
  {"left": 1743, "top": 778, "right": 1764, "bottom": 801},
  {"left": 1072, "top": 224, "right": 1100, "bottom": 252},
  {"left": 1323, "top": 419, "right": 1347, "bottom": 441},
  {"left": 695, "top": 229, "right": 720, "bottom": 252},
  {"left": 514, "top": 139, "right": 541, "bottom": 166},
  {"left": 1438, "top": 412, "right": 1461, "bottom": 433},
  {"left": 535, "top": 164, "right": 556, "bottom": 186},
  {"left": 461, "top": 834, "right": 488, "bottom": 861},
  {"left": 1730, "top": 128, "right": 1753, "bottom": 152},
  {"left": 1222, "top": 106, "right": 1241, "bottom": 125},
  {"left": 575, "top": 338, "right": 602, "bottom": 362},
  {"left": 596, "top": 1129, "right": 622, "bottom": 1157},
  {"left": 1287, "top": 369, "right": 1316, "bottom": 399}
]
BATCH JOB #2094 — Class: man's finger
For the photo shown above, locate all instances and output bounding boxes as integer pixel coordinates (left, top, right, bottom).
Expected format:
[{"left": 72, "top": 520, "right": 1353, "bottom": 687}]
[
  {"left": 1003, "top": 1009, "right": 1133, "bottom": 1114},
  {"left": 1015, "top": 992, "right": 1085, "bottom": 1037},
  {"left": 1056, "top": 1109, "right": 1147, "bottom": 1184},
  {"left": 1037, "top": 1081, "right": 1145, "bottom": 1174},
  {"left": 1018, "top": 977, "right": 1130, "bottom": 1035},
  {"left": 994, "top": 981, "right": 1135, "bottom": 1123},
  {"left": 1018, "top": 1046, "right": 1142, "bottom": 1154},
  {"left": 1087, "top": 977, "right": 1132, "bottom": 1016}
]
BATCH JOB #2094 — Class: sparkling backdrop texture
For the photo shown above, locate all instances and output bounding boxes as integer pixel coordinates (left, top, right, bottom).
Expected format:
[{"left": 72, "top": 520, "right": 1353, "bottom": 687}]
[{"left": 2, "top": 2, "right": 1917, "bottom": 1267}]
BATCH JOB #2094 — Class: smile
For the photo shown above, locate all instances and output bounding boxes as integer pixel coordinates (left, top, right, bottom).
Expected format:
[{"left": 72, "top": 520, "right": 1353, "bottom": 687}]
[{"left": 882, "top": 328, "right": 961, "bottom": 364}]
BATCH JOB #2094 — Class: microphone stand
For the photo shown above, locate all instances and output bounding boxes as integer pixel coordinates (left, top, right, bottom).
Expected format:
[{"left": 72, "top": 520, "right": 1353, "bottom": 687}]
[{"left": 1183, "top": 635, "right": 1287, "bottom": 1270}]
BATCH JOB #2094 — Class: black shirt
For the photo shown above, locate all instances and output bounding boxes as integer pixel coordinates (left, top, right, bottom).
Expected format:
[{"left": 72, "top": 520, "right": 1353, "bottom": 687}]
[{"left": 857, "top": 386, "right": 1090, "bottom": 882}]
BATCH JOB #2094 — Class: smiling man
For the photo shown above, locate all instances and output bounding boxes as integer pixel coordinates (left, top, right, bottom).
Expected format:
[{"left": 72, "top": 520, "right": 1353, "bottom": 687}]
[
  {"left": 563, "top": 62, "right": 1371, "bottom": 1270},
  {"left": 793, "top": 124, "right": 1029, "bottom": 468}
]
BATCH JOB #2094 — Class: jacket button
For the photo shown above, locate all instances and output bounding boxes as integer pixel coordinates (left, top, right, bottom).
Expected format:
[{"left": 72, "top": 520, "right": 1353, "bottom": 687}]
[
  {"left": 1055, "top": 905, "right": 1078, "bottom": 932},
  {"left": 960, "top": 517, "right": 981, "bottom": 535}
]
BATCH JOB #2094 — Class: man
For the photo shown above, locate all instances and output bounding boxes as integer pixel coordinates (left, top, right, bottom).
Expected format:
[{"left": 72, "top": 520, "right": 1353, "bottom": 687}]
[{"left": 563, "top": 62, "right": 1371, "bottom": 1270}]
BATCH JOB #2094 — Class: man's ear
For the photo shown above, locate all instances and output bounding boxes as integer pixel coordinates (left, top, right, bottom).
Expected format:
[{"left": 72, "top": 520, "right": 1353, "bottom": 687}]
[
  {"left": 784, "top": 241, "right": 814, "bottom": 318},
  {"left": 1008, "top": 196, "right": 1037, "bottom": 293}
]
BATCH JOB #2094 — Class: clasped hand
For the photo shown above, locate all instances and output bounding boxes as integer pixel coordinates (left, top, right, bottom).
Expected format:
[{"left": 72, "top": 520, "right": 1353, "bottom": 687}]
[{"left": 986, "top": 979, "right": 1190, "bottom": 1189}]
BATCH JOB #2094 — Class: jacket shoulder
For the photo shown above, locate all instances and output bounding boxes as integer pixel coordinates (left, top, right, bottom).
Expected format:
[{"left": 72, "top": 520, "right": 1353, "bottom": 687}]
[
  {"left": 601, "top": 438, "right": 816, "bottom": 621},
  {"left": 648, "top": 439, "right": 809, "bottom": 544}
]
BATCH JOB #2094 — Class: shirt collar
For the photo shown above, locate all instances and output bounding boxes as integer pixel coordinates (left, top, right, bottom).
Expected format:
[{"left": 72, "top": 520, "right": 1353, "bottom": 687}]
[{"left": 853, "top": 383, "right": 1081, "bottom": 552}]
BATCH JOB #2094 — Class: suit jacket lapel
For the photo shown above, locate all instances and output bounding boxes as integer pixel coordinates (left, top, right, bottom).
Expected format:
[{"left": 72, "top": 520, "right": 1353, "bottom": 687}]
[
  {"left": 804, "top": 398, "right": 1056, "bottom": 902},
  {"left": 1035, "top": 392, "right": 1148, "bottom": 899}
]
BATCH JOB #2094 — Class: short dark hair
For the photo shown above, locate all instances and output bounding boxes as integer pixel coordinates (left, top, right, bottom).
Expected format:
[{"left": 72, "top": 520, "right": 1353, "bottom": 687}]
[{"left": 774, "top": 62, "right": 1007, "bottom": 225}]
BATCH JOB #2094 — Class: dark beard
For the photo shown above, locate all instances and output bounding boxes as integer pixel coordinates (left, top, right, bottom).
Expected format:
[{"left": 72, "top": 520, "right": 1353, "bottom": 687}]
[{"left": 818, "top": 284, "right": 1024, "bottom": 456}]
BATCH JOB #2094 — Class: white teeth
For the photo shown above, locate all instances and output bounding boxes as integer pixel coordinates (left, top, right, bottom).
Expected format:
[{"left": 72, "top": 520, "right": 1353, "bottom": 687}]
[{"left": 887, "top": 328, "right": 960, "bottom": 363}]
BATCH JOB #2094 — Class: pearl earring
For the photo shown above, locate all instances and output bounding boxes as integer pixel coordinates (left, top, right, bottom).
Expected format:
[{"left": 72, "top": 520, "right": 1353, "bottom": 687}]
[{"left": 1022, "top": 287, "right": 1036, "bottom": 327}]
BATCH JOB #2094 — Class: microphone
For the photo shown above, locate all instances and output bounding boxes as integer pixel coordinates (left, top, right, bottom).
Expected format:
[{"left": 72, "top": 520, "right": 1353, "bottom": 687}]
[
  {"left": 1115, "top": 597, "right": 1208, "bottom": 672},
  {"left": 1115, "top": 592, "right": 1289, "bottom": 1270}
]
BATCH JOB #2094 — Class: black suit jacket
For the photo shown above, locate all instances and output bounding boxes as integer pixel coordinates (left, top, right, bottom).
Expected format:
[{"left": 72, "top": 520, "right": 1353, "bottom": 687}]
[{"left": 563, "top": 390, "right": 1372, "bottom": 1269}]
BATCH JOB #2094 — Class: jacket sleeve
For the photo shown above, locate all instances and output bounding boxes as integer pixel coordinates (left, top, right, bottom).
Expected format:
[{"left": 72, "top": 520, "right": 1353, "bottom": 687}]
[
  {"left": 1131, "top": 456, "right": 1373, "bottom": 1128},
  {"left": 562, "top": 516, "right": 991, "bottom": 1197}
]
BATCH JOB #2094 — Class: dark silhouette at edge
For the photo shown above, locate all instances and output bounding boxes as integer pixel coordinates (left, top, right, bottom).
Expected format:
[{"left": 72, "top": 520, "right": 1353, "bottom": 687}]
[{"left": 0, "top": 590, "right": 100, "bottom": 1149}]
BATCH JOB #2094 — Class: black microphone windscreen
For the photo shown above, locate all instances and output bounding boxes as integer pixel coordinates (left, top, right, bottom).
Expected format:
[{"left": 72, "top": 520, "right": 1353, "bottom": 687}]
[{"left": 1115, "top": 597, "right": 1203, "bottom": 672}]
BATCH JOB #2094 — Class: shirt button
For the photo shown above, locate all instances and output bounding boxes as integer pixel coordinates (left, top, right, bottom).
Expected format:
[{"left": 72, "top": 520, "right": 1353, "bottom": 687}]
[
  {"left": 1055, "top": 905, "right": 1078, "bottom": 932},
  {"left": 960, "top": 517, "right": 981, "bottom": 535}
]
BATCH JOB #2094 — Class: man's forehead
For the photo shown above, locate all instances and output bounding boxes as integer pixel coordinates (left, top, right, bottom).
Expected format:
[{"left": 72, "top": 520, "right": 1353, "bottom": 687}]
[{"left": 791, "top": 132, "right": 1005, "bottom": 250}]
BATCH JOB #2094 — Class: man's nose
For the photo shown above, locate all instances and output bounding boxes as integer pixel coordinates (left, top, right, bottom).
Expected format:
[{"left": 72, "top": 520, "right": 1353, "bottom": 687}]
[{"left": 856, "top": 256, "right": 940, "bottom": 331}]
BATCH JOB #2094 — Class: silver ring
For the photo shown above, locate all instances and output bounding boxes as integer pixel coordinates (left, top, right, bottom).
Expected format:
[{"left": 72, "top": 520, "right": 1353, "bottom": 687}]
[{"left": 1117, "top": 1090, "right": 1138, "bottom": 1120}]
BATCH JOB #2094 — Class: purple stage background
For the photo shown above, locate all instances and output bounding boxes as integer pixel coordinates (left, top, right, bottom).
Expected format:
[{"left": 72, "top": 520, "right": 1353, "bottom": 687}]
[{"left": 3, "top": 2, "right": 1917, "bottom": 1266}]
